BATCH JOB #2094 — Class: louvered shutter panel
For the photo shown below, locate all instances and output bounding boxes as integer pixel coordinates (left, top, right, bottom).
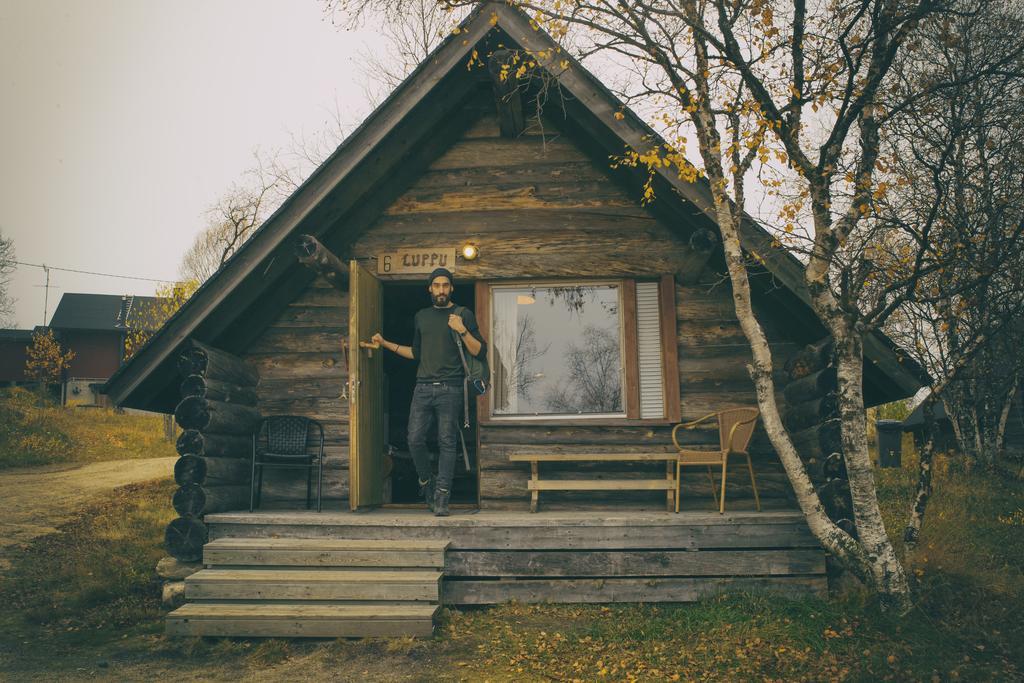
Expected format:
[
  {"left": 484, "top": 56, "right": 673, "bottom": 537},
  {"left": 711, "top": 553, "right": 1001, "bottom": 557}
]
[{"left": 636, "top": 281, "right": 665, "bottom": 419}]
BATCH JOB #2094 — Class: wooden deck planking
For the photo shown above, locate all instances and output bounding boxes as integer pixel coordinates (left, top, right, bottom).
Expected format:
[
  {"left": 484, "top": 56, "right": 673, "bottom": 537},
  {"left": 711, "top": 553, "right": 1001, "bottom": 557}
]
[
  {"left": 166, "top": 603, "right": 438, "bottom": 638},
  {"left": 205, "top": 510, "right": 821, "bottom": 551},
  {"left": 444, "top": 548, "right": 825, "bottom": 577},
  {"left": 203, "top": 537, "right": 448, "bottom": 568},
  {"left": 185, "top": 569, "right": 442, "bottom": 601},
  {"left": 444, "top": 576, "right": 827, "bottom": 605}
]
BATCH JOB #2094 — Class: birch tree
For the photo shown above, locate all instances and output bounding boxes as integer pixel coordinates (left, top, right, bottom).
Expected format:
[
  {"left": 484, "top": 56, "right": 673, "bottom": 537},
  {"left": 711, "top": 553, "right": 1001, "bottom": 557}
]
[{"left": 325, "top": 0, "right": 1024, "bottom": 609}]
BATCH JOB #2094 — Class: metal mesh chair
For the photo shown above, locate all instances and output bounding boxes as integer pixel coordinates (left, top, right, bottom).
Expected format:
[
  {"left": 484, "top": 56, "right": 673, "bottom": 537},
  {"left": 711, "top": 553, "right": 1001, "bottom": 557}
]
[
  {"left": 672, "top": 407, "right": 761, "bottom": 513},
  {"left": 250, "top": 415, "right": 324, "bottom": 512}
]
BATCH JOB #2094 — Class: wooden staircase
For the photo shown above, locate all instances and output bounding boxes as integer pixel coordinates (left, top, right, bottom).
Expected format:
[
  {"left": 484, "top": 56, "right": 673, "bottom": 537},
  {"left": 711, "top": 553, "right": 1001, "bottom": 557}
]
[{"left": 166, "top": 538, "right": 448, "bottom": 638}]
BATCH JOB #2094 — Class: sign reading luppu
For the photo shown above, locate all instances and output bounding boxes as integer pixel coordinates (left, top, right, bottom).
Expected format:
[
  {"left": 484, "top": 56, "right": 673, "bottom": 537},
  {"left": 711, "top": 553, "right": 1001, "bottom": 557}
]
[{"left": 378, "top": 249, "right": 458, "bottom": 274}]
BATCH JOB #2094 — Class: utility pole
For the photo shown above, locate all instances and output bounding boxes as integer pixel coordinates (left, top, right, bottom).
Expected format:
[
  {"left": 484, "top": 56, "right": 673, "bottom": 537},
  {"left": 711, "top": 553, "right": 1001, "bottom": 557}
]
[{"left": 42, "top": 264, "right": 50, "bottom": 325}]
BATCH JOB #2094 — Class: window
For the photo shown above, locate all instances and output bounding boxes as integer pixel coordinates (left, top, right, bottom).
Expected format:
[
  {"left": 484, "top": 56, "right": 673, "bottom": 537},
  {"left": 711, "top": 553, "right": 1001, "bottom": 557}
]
[{"left": 481, "top": 277, "right": 680, "bottom": 422}]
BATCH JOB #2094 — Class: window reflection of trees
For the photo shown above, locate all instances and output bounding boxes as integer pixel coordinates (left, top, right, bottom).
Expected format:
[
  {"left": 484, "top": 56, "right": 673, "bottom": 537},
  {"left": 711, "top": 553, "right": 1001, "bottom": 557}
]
[
  {"left": 543, "top": 325, "right": 623, "bottom": 414},
  {"left": 513, "top": 313, "right": 549, "bottom": 401},
  {"left": 493, "top": 283, "right": 623, "bottom": 416},
  {"left": 530, "top": 285, "right": 619, "bottom": 319}
]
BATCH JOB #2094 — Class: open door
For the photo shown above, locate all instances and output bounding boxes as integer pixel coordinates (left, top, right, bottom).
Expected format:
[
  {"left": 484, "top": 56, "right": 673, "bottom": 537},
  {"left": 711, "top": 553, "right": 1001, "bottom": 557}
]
[{"left": 348, "top": 260, "right": 385, "bottom": 510}]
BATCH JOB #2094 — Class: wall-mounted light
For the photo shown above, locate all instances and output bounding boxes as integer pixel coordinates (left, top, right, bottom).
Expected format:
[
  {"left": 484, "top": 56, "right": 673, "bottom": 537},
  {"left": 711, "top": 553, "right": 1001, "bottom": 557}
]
[{"left": 461, "top": 242, "right": 480, "bottom": 261}]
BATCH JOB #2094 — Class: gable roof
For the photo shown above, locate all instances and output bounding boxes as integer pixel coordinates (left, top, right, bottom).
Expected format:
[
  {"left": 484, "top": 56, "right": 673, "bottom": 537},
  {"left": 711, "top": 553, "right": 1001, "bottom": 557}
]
[
  {"left": 902, "top": 395, "right": 949, "bottom": 429},
  {"left": 48, "top": 293, "right": 165, "bottom": 332},
  {"left": 104, "top": 1, "right": 926, "bottom": 412}
]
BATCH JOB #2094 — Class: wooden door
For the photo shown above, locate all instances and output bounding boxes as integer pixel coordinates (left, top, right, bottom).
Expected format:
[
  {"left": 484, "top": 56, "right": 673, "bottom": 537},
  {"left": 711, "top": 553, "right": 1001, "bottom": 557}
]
[{"left": 348, "top": 260, "right": 385, "bottom": 510}]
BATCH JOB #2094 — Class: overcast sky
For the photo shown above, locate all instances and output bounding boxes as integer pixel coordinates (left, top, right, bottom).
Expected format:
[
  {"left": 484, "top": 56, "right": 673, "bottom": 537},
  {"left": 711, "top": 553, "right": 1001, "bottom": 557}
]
[{"left": 0, "top": 0, "right": 388, "bottom": 329}]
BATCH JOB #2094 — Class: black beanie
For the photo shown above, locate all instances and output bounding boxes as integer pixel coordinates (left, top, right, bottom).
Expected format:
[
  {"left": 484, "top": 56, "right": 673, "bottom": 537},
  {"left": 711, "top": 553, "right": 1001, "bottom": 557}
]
[{"left": 427, "top": 267, "right": 454, "bottom": 286}]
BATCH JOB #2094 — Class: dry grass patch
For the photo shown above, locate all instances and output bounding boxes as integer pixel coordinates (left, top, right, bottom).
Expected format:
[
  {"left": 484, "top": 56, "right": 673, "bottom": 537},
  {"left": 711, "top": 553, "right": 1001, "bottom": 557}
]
[{"left": 0, "top": 387, "right": 175, "bottom": 469}]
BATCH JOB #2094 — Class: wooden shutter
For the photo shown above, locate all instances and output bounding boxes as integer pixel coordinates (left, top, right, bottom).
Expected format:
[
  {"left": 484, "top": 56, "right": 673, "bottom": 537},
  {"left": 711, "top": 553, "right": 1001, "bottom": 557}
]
[{"left": 636, "top": 281, "right": 665, "bottom": 419}]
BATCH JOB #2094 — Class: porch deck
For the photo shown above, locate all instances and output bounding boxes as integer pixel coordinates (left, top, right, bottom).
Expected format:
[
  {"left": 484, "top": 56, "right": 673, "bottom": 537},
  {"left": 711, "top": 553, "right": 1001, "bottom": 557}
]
[{"left": 203, "top": 508, "right": 826, "bottom": 605}]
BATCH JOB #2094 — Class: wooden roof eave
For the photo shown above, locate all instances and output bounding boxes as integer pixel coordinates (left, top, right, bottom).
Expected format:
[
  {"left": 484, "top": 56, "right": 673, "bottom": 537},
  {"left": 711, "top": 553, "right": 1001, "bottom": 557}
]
[
  {"left": 487, "top": 3, "right": 925, "bottom": 400},
  {"left": 102, "top": 5, "right": 500, "bottom": 411}
]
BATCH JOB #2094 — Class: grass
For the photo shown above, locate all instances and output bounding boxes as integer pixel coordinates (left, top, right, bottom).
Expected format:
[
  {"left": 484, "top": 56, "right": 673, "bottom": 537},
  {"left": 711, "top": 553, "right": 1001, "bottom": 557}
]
[
  {"left": 1, "top": 450, "right": 1021, "bottom": 680},
  {"left": 0, "top": 386, "right": 176, "bottom": 469},
  {"left": 0, "top": 480, "right": 176, "bottom": 645}
]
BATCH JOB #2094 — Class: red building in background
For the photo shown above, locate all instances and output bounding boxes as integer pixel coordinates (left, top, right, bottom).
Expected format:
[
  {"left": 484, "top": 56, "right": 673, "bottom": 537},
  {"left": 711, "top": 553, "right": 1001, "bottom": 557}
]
[
  {"left": 0, "top": 293, "right": 164, "bottom": 404},
  {"left": 0, "top": 329, "right": 34, "bottom": 385}
]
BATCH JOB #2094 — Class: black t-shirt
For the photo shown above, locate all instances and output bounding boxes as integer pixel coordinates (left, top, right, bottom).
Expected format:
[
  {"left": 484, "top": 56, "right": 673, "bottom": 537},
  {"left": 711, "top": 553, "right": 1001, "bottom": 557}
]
[{"left": 412, "top": 305, "right": 486, "bottom": 382}]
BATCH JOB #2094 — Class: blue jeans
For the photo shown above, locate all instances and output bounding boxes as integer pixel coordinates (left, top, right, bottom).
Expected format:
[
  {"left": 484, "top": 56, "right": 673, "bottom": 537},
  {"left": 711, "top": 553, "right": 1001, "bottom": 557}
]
[{"left": 407, "top": 382, "right": 463, "bottom": 493}]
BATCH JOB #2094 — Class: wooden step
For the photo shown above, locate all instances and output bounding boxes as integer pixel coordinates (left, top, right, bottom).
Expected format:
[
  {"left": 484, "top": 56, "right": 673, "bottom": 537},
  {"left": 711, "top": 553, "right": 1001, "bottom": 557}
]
[
  {"left": 185, "top": 569, "right": 442, "bottom": 601},
  {"left": 203, "top": 537, "right": 449, "bottom": 568},
  {"left": 166, "top": 602, "right": 438, "bottom": 638}
]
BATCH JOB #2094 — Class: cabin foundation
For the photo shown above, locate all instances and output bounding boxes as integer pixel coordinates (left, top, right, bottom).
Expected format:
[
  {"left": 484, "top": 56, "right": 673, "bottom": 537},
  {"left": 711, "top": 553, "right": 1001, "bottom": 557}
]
[{"left": 165, "top": 508, "right": 825, "bottom": 637}]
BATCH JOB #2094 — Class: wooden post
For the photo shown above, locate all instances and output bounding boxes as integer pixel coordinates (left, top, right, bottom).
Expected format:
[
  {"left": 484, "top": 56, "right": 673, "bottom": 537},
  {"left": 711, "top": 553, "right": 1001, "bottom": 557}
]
[
  {"left": 295, "top": 234, "right": 349, "bottom": 292},
  {"left": 674, "top": 228, "right": 719, "bottom": 285},
  {"left": 180, "top": 374, "right": 258, "bottom": 406},
  {"left": 176, "top": 429, "right": 251, "bottom": 459},
  {"left": 174, "top": 396, "right": 261, "bottom": 435},
  {"left": 783, "top": 367, "right": 838, "bottom": 404},
  {"left": 165, "top": 337, "right": 260, "bottom": 563},
  {"left": 781, "top": 337, "right": 854, "bottom": 535},
  {"left": 164, "top": 516, "right": 208, "bottom": 562},
  {"left": 172, "top": 483, "right": 252, "bottom": 517},
  {"left": 177, "top": 340, "right": 259, "bottom": 386},
  {"left": 174, "top": 454, "right": 253, "bottom": 486},
  {"left": 790, "top": 419, "right": 843, "bottom": 464},
  {"left": 784, "top": 338, "right": 835, "bottom": 381},
  {"left": 783, "top": 394, "right": 839, "bottom": 432}
]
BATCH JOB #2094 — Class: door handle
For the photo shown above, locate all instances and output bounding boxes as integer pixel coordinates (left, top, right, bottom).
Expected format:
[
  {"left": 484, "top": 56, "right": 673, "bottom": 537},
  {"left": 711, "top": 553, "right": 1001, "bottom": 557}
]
[{"left": 359, "top": 341, "right": 380, "bottom": 357}]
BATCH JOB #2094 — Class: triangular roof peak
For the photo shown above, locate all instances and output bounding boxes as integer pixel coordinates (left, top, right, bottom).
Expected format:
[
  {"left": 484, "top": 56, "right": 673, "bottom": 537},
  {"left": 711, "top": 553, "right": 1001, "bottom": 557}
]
[{"left": 104, "top": 1, "right": 924, "bottom": 410}]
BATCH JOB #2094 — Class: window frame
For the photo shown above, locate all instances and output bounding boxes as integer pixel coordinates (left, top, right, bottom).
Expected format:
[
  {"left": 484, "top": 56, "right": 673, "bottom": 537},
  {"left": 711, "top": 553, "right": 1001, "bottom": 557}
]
[{"left": 475, "top": 276, "right": 680, "bottom": 425}]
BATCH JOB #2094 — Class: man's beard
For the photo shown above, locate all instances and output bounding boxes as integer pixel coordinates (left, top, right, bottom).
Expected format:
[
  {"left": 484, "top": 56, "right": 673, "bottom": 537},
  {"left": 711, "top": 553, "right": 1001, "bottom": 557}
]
[{"left": 432, "top": 293, "right": 449, "bottom": 307}]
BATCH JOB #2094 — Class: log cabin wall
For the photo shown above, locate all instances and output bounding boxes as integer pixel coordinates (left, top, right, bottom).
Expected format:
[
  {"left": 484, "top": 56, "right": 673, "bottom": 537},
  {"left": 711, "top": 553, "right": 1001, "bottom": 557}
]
[
  {"left": 242, "top": 282, "right": 349, "bottom": 503},
  {"left": 345, "top": 106, "right": 801, "bottom": 511},
  {"left": 238, "top": 103, "right": 806, "bottom": 509}
]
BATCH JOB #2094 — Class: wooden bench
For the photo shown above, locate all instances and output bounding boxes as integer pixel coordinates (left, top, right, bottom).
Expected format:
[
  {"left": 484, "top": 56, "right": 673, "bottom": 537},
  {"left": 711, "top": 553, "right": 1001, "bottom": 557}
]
[{"left": 507, "top": 453, "right": 678, "bottom": 512}]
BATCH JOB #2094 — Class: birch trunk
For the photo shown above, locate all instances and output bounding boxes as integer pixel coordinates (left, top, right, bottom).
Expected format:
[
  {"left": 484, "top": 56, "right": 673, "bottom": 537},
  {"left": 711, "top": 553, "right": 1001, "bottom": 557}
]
[
  {"left": 831, "top": 328, "right": 911, "bottom": 608},
  {"left": 994, "top": 375, "right": 1019, "bottom": 468},
  {"left": 904, "top": 395, "right": 937, "bottom": 549},
  {"left": 708, "top": 194, "right": 875, "bottom": 587}
]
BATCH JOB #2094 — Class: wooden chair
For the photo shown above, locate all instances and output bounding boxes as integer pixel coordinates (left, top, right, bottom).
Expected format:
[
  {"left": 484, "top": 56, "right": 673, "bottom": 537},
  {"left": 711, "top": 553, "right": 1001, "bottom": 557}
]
[
  {"left": 250, "top": 415, "right": 325, "bottom": 512},
  {"left": 672, "top": 407, "right": 761, "bottom": 513}
]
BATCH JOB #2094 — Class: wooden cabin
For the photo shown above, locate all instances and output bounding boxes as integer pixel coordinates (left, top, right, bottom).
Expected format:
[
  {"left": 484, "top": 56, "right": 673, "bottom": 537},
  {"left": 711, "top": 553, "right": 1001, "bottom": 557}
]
[{"left": 103, "top": 3, "right": 925, "bottom": 638}]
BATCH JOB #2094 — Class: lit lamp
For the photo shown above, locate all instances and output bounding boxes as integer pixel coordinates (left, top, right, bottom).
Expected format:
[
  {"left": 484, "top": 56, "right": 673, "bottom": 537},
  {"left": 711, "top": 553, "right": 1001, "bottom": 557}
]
[{"left": 461, "top": 242, "right": 480, "bottom": 261}]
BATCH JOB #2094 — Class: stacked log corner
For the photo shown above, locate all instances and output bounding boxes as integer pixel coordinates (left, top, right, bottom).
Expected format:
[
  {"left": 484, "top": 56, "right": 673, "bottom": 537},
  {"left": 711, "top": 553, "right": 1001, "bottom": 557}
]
[
  {"left": 164, "top": 340, "right": 261, "bottom": 562},
  {"left": 782, "top": 338, "right": 855, "bottom": 536}
]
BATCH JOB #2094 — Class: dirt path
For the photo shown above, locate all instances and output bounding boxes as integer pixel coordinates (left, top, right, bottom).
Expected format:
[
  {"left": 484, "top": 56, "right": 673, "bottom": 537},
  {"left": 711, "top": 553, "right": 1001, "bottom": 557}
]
[{"left": 0, "top": 457, "right": 176, "bottom": 572}]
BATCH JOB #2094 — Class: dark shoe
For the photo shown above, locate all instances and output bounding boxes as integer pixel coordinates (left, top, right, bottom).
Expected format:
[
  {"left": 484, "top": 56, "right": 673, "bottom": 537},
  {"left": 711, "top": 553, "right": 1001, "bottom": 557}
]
[
  {"left": 419, "top": 477, "right": 435, "bottom": 512},
  {"left": 433, "top": 487, "right": 450, "bottom": 517}
]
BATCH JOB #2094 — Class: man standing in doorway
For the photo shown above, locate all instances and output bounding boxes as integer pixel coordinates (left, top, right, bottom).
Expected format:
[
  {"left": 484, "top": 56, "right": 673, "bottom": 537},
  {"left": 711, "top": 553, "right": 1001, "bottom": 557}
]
[{"left": 372, "top": 267, "right": 486, "bottom": 516}]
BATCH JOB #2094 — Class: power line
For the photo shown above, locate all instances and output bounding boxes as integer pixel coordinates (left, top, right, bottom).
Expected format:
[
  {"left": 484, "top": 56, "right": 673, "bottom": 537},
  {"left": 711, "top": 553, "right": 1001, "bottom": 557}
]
[{"left": 11, "top": 260, "right": 178, "bottom": 284}]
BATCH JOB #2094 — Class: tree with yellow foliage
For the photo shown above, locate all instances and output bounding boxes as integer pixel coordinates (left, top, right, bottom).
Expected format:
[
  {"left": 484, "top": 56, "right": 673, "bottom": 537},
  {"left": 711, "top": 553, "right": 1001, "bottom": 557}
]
[
  {"left": 24, "top": 329, "right": 75, "bottom": 388},
  {"left": 123, "top": 281, "right": 200, "bottom": 361}
]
